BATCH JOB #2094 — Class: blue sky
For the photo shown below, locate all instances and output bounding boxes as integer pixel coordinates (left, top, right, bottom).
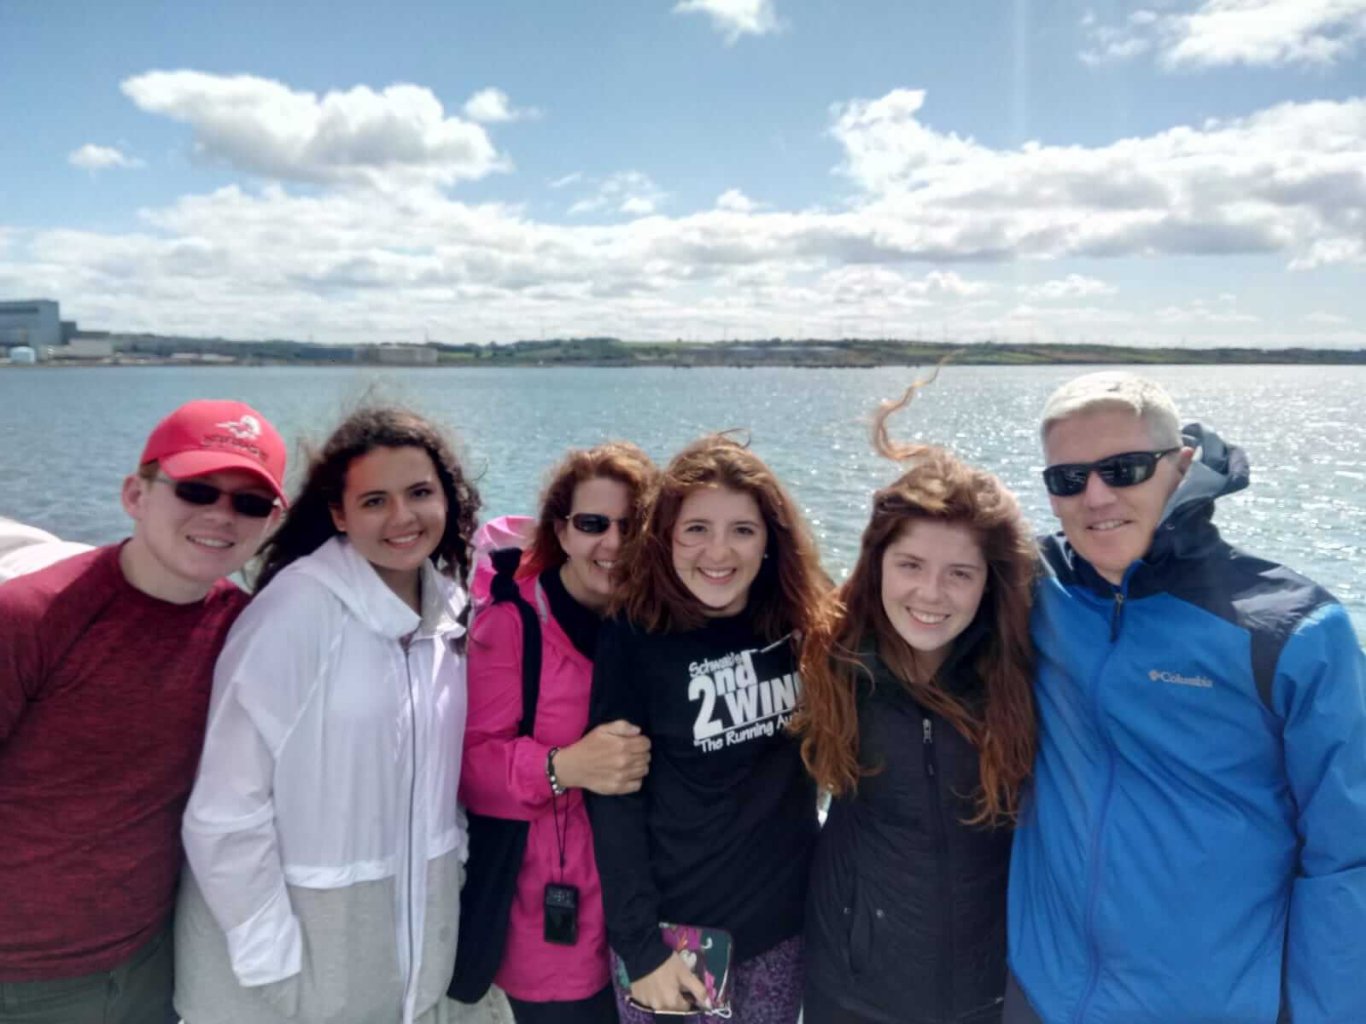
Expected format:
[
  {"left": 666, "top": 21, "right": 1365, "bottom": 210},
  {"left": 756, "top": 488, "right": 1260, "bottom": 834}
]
[{"left": 2, "top": 0, "right": 1364, "bottom": 346}]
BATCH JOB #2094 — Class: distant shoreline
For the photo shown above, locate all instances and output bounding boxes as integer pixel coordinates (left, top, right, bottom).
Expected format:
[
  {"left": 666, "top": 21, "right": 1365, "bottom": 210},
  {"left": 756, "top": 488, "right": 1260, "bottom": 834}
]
[{"left": 7, "top": 336, "right": 1366, "bottom": 369}]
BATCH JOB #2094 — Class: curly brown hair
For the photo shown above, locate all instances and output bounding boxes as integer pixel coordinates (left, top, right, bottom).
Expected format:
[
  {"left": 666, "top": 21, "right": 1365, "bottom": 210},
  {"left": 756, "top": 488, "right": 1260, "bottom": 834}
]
[
  {"left": 612, "top": 434, "right": 829, "bottom": 643},
  {"left": 791, "top": 381, "right": 1036, "bottom": 825},
  {"left": 521, "top": 442, "right": 658, "bottom": 579},
  {"left": 254, "top": 406, "right": 481, "bottom": 593}
]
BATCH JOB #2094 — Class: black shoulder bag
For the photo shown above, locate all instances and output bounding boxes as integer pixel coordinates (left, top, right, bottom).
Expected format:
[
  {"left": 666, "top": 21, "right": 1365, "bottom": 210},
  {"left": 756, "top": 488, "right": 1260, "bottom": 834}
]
[{"left": 448, "top": 547, "right": 543, "bottom": 1004}]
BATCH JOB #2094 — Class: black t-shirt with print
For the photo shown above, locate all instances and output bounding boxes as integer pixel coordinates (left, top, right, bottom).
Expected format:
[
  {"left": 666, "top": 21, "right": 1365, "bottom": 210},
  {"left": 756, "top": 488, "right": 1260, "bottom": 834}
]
[{"left": 586, "top": 612, "right": 818, "bottom": 982}]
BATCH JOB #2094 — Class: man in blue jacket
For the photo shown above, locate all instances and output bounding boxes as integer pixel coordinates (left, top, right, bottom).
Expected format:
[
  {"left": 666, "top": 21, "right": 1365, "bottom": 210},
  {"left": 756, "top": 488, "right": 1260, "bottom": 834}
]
[{"left": 1006, "top": 371, "right": 1366, "bottom": 1024}]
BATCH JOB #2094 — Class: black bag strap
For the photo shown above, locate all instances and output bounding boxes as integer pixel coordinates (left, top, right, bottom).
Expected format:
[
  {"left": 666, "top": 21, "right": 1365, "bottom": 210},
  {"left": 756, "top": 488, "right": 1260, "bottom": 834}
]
[
  {"left": 446, "top": 547, "right": 543, "bottom": 1006},
  {"left": 488, "top": 547, "right": 542, "bottom": 737}
]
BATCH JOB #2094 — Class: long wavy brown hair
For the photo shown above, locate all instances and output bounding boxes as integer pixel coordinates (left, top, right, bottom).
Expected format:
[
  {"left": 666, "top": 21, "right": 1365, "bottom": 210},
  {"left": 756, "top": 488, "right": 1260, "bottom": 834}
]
[
  {"left": 612, "top": 434, "right": 828, "bottom": 643},
  {"left": 521, "top": 441, "right": 659, "bottom": 578},
  {"left": 791, "top": 382, "right": 1036, "bottom": 825},
  {"left": 254, "top": 406, "right": 481, "bottom": 593}
]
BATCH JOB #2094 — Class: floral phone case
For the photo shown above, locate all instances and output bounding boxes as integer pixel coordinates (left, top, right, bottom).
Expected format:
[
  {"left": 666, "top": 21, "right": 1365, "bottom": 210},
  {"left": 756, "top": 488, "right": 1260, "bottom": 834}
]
[{"left": 619, "top": 922, "right": 734, "bottom": 1017}]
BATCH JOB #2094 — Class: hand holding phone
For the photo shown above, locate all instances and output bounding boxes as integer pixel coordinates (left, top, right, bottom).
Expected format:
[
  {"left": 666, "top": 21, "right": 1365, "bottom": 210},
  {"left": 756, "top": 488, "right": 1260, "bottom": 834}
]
[{"left": 627, "top": 952, "right": 711, "bottom": 1014}]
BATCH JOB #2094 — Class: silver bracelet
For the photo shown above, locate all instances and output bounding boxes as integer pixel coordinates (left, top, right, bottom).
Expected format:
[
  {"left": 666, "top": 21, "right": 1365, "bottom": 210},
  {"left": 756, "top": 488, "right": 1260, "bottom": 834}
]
[{"left": 546, "top": 746, "right": 567, "bottom": 797}]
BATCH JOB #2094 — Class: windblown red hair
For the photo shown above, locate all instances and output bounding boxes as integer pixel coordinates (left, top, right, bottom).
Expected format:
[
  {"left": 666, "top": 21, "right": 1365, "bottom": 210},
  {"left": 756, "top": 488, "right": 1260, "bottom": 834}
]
[{"left": 791, "top": 380, "right": 1037, "bottom": 825}]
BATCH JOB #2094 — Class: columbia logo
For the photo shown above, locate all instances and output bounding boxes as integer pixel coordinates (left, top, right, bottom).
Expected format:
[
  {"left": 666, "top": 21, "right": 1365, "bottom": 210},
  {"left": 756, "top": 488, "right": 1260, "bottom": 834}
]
[{"left": 1148, "top": 669, "right": 1214, "bottom": 689}]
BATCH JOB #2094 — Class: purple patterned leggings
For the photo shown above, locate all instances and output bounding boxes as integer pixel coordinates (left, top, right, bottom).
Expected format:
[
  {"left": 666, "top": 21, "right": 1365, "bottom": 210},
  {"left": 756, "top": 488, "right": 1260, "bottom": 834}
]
[{"left": 611, "top": 935, "right": 803, "bottom": 1024}]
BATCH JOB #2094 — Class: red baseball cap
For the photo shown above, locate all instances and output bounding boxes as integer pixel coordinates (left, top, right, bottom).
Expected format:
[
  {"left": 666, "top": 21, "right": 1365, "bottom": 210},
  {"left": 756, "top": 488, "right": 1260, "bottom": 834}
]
[{"left": 140, "top": 400, "right": 288, "bottom": 504}]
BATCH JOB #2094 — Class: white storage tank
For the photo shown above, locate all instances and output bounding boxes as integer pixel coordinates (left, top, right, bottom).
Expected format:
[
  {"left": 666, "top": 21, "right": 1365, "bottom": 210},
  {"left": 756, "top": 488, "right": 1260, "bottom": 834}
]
[{"left": 7, "top": 346, "right": 37, "bottom": 364}]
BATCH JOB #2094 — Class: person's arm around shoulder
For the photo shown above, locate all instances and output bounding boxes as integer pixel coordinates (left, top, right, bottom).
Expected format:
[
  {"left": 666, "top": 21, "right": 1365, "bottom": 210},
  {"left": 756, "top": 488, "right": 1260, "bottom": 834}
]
[
  {"left": 1275, "top": 602, "right": 1366, "bottom": 1023},
  {"left": 462, "top": 600, "right": 651, "bottom": 817},
  {"left": 585, "top": 620, "right": 678, "bottom": 993},
  {"left": 182, "top": 572, "right": 333, "bottom": 989}
]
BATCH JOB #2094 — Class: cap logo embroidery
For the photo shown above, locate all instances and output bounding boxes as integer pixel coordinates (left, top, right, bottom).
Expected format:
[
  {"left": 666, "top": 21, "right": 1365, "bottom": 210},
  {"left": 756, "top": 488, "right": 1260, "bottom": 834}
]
[{"left": 215, "top": 415, "right": 262, "bottom": 441}]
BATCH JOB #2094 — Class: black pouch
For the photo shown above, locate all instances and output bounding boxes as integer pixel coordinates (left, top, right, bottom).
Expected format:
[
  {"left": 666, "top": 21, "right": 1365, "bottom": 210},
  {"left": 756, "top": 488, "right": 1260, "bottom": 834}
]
[{"left": 544, "top": 882, "right": 579, "bottom": 946}]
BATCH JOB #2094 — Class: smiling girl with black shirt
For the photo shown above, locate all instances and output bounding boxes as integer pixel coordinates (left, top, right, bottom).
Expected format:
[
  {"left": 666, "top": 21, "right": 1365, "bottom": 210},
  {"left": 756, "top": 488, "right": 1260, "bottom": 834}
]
[{"left": 586, "top": 435, "right": 827, "bottom": 1024}]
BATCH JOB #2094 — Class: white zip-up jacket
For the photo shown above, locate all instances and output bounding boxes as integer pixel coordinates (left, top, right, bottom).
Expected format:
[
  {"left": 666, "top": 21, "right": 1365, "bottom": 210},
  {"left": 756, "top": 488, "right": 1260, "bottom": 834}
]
[{"left": 176, "top": 536, "right": 469, "bottom": 1024}]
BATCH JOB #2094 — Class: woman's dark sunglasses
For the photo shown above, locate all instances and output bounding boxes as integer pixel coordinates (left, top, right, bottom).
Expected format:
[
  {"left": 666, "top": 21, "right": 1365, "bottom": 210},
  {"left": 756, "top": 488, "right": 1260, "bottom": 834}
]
[
  {"left": 1041, "top": 448, "right": 1179, "bottom": 498},
  {"left": 157, "top": 476, "right": 278, "bottom": 518},
  {"left": 564, "top": 513, "right": 630, "bottom": 535}
]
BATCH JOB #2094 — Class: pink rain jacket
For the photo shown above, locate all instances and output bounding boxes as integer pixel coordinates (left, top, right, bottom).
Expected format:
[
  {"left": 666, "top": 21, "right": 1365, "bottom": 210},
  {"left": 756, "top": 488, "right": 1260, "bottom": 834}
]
[{"left": 459, "top": 572, "right": 610, "bottom": 1002}]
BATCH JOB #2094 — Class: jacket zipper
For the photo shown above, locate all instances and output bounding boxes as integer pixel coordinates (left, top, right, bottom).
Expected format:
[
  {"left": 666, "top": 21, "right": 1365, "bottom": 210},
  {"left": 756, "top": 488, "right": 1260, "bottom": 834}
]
[
  {"left": 402, "top": 640, "right": 419, "bottom": 1021},
  {"left": 1074, "top": 585, "right": 1128, "bottom": 1024},
  {"left": 1108, "top": 591, "right": 1126, "bottom": 642},
  {"left": 923, "top": 716, "right": 954, "bottom": 1020}
]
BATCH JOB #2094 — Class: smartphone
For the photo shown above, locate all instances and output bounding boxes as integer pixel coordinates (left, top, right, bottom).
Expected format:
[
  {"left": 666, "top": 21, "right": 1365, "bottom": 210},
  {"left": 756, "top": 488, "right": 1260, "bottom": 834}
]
[{"left": 624, "top": 994, "right": 703, "bottom": 1017}]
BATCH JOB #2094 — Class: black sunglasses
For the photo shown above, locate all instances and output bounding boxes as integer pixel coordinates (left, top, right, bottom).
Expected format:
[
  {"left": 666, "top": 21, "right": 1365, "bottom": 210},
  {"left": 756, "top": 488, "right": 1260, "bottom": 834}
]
[
  {"left": 157, "top": 476, "right": 278, "bottom": 518},
  {"left": 1041, "top": 448, "right": 1179, "bottom": 498},
  {"left": 564, "top": 513, "right": 630, "bottom": 536}
]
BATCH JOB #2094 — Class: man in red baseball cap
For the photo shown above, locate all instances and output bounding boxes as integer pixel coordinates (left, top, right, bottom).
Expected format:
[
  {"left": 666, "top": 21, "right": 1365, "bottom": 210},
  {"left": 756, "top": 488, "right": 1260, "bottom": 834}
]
[{"left": 0, "top": 400, "right": 287, "bottom": 1024}]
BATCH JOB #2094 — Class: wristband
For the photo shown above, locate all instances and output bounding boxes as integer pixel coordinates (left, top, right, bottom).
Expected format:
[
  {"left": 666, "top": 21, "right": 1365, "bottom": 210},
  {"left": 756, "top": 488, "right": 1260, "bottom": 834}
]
[{"left": 546, "top": 746, "right": 567, "bottom": 796}]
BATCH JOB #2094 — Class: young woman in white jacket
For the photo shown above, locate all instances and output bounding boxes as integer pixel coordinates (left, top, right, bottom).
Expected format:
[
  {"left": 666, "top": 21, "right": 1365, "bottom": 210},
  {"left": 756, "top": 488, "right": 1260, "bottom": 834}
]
[{"left": 174, "top": 407, "right": 481, "bottom": 1024}]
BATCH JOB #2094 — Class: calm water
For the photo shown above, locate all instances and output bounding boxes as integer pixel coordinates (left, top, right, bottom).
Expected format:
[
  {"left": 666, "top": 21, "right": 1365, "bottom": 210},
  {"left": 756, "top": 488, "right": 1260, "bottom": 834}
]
[{"left": 1, "top": 363, "right": 1362, "bottom": 634}]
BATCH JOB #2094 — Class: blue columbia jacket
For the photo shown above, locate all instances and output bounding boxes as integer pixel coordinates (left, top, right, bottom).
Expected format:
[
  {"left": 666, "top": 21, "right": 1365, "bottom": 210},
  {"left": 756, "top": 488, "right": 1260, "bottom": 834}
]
[{"left": 1009, "top": 424, "right": 1366, "bottom": 1024}]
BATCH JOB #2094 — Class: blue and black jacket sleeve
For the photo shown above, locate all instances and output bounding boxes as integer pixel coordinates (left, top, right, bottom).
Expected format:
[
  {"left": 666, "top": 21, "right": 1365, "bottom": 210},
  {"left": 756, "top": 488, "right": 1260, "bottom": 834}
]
[{"left": 1272, "top": 602, "right": 1366, "bottom": 1023}]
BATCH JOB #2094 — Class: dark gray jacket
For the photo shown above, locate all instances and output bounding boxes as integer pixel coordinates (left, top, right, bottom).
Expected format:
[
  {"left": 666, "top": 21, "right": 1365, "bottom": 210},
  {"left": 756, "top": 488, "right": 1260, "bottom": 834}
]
[{"left": 805, "top": 635, "right": 1009, "bottom": 1024}]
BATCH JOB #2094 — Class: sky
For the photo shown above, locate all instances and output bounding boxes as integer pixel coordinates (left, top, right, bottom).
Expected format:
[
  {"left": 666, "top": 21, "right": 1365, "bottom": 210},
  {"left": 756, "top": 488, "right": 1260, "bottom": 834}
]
[{"left": 2, "top": 0, "right": 1365, "bottom": 348}]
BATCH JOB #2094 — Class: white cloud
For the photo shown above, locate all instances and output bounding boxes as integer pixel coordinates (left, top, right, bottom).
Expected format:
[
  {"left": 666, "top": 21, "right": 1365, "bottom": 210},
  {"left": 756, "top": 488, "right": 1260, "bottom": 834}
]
[
  {"left": 567, "top": 171, "right": 668, "bottom": 217},
  {"left": 549, "top": 172, "right": 583, "bottom": 189},
  {"left": 1154, "top": 296, "right": 1259, "bottom": 324},
  {"left": 829, "top": 90, "right": 1366, "bottom": 268},
  {"left": 673, "top": 0, "right": 782, "bottom": 44},
  {"left": 1020, "top": 274, "right": 1118, "bottom": 300},
  {"left": 917, "top": 270, "right": 991, "bottom": 297},
  {"left": 121, "top": 70, "right": 506, "bottom": 188},
  {"left": 1081, "top": 0, "right": 1366, "bottom": 69},
  {"left": 716, "top": 188, "right": 757, "bottom": 212},
  {"left": 820, "top": 266, "right": 991, "bottom": 306},
  {"left": 1304, "top": 310, "right": 1350, "bottom": 324},
  {"left": 829, "top": 89, "right": 983, "bottom": 195},
  {"left": 462, "top": 87, "right": 540, "bottom": 124},
  {"left": 9, "top": 86, "right": 1366, "bottom": 348},
  {"left": 619, "top": 196, "right": 657, "bottom": 216},
  {"left": 68, "top": 144, "right": 144, "bottom": 171},
  {"left": 12, "top": 185, "right": 1356, "bottom": 346}
]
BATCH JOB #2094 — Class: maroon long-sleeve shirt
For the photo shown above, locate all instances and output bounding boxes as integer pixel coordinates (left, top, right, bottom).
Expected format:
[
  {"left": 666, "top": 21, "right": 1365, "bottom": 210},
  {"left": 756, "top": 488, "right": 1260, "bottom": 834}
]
[{"left": 0, "top": 544, "right": 247, "bottom": 980}]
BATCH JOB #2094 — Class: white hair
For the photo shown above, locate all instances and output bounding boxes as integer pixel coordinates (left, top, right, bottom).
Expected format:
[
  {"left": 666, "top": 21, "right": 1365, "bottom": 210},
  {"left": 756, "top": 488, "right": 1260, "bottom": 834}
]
[{"left": 1041, "top": 372, "right": 1183, "bottom": 449}]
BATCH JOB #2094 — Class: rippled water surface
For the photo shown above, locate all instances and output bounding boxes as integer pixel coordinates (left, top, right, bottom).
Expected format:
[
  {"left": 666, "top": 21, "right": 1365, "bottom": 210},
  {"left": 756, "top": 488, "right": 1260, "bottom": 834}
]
[{"left": 2, "top": 363, "right": 1362, "bottom": 633}]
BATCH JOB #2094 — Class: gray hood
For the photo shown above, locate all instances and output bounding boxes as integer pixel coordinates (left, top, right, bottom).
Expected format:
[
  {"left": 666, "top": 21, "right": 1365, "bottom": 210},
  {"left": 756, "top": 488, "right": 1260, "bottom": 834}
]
[{"left": 1151, "top": 422, "right": 1249, "bottom": 560}]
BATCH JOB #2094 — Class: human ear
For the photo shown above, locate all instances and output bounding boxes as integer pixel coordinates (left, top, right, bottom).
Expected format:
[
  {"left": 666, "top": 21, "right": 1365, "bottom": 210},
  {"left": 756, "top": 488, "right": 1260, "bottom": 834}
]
[
  {"left": 120, "top": 475, "right": 148, "bottom": 520},
  {"left": 330, "top": 504, "right": 347, "bottom": 533}
]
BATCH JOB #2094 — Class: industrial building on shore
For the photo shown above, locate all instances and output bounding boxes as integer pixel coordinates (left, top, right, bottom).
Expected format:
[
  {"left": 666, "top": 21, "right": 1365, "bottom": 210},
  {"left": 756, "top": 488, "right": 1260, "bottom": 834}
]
[
  {"left": 0, "top": 297, "right": 438, "bottom": 366},
  {"left": 0, "top": 299, "right": 115, "bottom": 361}
]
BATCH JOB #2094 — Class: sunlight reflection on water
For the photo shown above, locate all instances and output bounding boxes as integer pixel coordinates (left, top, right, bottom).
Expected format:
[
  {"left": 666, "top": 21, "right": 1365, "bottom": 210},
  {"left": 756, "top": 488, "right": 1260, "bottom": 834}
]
[{"left": 1, "top": 362, "right": 1361, "bottom": 633}]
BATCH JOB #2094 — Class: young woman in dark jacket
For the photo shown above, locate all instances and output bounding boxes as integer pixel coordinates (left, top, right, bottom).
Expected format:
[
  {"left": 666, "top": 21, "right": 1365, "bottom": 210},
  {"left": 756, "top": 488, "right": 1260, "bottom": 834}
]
[{"left": 791, "top": 381, "right": 1037, "bottom": 1024}]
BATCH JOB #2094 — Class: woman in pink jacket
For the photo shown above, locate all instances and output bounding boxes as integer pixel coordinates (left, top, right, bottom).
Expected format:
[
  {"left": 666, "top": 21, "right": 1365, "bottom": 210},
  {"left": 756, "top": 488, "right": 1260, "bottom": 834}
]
[{"left": 461, "top": 442, "right": 658, "bottom": 1024}]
